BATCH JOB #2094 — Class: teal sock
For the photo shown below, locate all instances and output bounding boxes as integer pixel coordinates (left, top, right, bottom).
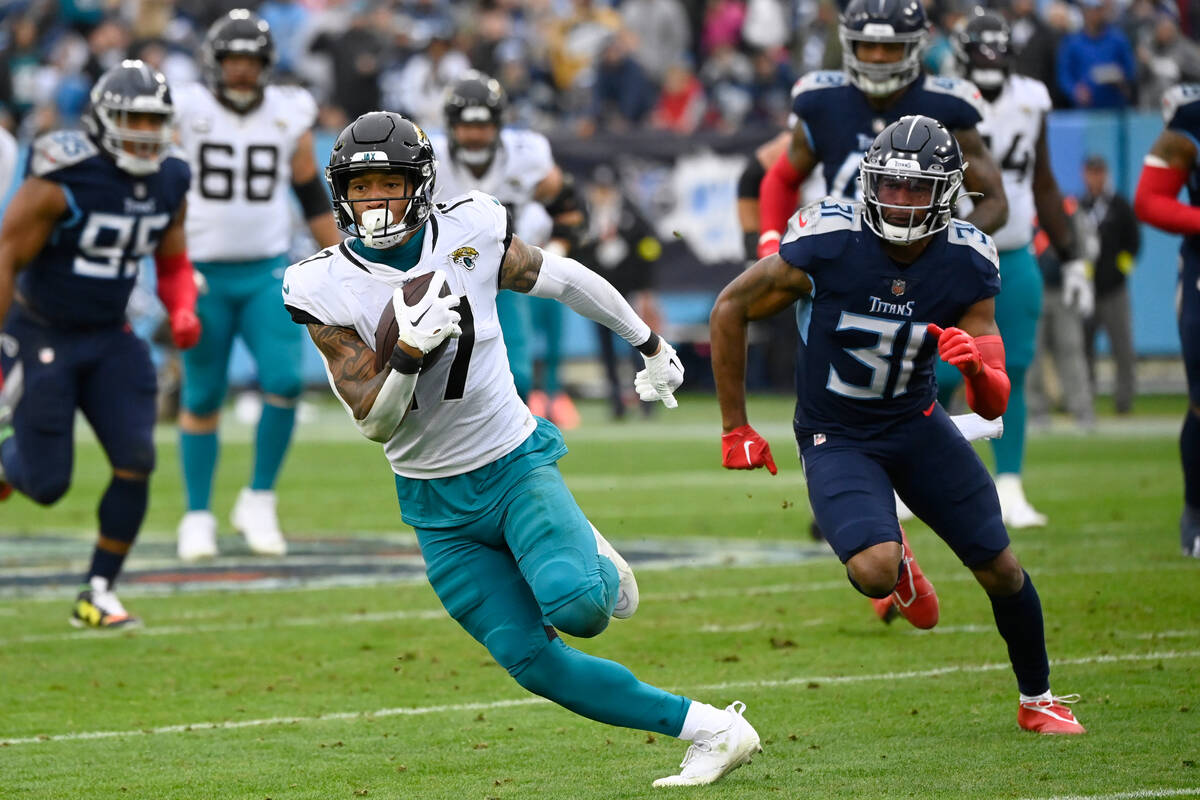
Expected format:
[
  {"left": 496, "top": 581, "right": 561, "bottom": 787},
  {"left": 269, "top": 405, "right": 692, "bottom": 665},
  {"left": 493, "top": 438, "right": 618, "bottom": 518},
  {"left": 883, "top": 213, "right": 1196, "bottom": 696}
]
[
  {"left": 251, "top": 401, "right": 296, "bottom": 491},
  {"left": 991, "top": 365, "right": 1027, "bottom": 475},
  {"left": 180, "top": 431, "right": 218, "bottom": 512},
  {"left": 513, "top": 637, "right": 691, "bottom": 736},
  {"left": 535, "top": 299, "right": 564, "bottom": 395}
]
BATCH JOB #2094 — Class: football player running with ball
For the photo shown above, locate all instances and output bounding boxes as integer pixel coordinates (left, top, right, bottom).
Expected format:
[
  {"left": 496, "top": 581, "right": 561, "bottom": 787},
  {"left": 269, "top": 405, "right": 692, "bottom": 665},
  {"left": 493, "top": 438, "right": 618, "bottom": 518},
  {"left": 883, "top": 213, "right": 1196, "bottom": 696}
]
[
  {"left": 173, "top": 9, "right": 341, "bottom": 561},
  {"left": 711, "top": 116, "right": 1086, "bottom": 735},
  {"left": 282, "top": 111, "right": 762, "bottom": 786}
]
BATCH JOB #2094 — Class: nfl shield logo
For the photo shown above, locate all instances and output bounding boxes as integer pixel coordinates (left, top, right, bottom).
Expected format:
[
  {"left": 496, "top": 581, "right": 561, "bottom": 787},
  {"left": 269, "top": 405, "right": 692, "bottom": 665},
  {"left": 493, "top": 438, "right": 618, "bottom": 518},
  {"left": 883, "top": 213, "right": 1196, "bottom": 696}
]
[
  {"left": 813, "top": 433, "right": 826, "bottom": 445},
  {"left": 891, "top": 279, "right": 906, "bottom": 296}
]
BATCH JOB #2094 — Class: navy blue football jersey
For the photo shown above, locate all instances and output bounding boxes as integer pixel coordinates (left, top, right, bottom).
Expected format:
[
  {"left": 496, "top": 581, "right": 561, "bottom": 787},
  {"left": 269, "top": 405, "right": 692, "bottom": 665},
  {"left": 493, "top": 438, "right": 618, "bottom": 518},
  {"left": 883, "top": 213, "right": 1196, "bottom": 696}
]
[
  {"left": 1164, "top": 84, "right": 1200, "bottom": 250},
  {"left": 19, "top": 130, "right": 190, "bottom": 328},
  {"left": 790, "top": 71, "right": 985, "bottom": 199},
  {"left": 779, "top": 198, "right": 1001, "bottom": 439}
]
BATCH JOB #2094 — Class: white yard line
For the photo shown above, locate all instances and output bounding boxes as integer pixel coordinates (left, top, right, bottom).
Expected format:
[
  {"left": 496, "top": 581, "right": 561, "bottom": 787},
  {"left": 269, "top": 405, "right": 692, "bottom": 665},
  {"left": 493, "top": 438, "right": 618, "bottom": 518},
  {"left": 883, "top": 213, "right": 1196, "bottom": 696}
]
[
  {"left": 2, "top": 648, "right": 1197, "bottom": 747},
  {"left": 1018, "top": 790, "right": 1200, "bottom": 800}
]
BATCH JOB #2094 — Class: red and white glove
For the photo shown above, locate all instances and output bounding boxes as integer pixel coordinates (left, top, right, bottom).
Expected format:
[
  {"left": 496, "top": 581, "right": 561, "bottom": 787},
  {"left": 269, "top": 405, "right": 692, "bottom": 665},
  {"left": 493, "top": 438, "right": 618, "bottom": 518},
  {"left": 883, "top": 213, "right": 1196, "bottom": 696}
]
[
  {"left": 927, "top": 323, "right": 982, "bottom": 376},
  {"left": 721, "top": 424, "right": 777, "bottom": 475},
  {"left": 756, "top": 230, "right": 782, "bottom": 259},
  {"left": 169, "top": 308, "right": 202, "bottom": 350}
]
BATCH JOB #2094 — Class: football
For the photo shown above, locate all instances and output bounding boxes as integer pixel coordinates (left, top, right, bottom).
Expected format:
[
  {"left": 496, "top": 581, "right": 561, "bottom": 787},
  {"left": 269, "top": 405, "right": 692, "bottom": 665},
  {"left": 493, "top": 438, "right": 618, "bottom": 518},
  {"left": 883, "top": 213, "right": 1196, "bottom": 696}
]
[{"left": 373, "top": 273, "right": 453, "bottom": 373}]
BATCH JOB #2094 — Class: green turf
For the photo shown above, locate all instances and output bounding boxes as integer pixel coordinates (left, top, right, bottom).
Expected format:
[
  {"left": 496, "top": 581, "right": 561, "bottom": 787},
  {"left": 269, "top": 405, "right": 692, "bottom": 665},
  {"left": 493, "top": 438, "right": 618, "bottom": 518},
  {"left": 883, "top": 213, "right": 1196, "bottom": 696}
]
[{"left": 1, "top": 395, "right": 1198, "bottom": 799}]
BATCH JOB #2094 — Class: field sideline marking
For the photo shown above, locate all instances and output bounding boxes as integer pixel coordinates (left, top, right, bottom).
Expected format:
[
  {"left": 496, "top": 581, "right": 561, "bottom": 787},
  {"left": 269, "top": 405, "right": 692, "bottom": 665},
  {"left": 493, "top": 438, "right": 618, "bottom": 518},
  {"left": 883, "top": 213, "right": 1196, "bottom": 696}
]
[
  {"left": 3, "top": 648, "right": 1197, "bottom": 748},
  {"left": 1018, "top": 790, "right": 1200, "bottom": 800}
]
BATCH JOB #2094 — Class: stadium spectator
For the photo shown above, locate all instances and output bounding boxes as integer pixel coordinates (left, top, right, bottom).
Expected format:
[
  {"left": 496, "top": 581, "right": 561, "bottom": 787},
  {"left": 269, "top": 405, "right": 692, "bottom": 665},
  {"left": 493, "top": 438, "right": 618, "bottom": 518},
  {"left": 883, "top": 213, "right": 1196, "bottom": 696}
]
[
  {"left": 1080, "top": 154, "right": 1140, "bottom": 414},
  {"left": 1056, "top": 0, "right": 1137, "bottom": 108},
  {"left": 586, "top": 30, "right": 657, "bottom": 134},
  {"left": 1009, "top": 0, "right": 1072, "bottom": 107},
  {"left": 1136, "top": 10, "right": 1200, "bottom": 109},
  {"left": 651, "top": 61, "right": 707, "bottom": 134},
  {"left": 621, "top": 0, "right": 692, "bottom": 84},
  {"left": 385, "top": 24, "right": 470, "bottom": 125}
]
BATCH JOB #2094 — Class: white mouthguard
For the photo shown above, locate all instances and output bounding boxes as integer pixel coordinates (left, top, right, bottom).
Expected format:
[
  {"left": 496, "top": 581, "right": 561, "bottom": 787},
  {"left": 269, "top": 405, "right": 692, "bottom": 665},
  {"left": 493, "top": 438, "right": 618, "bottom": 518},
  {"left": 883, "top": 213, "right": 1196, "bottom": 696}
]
[{"left": 361, "top": 208, "right": 393, "bottom": 247}]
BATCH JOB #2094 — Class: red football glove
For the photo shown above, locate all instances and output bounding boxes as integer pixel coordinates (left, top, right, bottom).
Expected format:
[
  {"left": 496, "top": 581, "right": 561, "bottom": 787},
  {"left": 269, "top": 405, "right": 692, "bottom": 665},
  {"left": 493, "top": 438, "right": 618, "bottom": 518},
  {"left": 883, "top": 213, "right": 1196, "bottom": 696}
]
[
  {"left": 928, "top": 323, "right": 981, "bottom": 377},
  {"left": 169, "top": 308, "right": 202, "bottom": 350},
  {"left": 721, "top": 424, "right": 778, "bottom": 475},
  {"left": 756, "top": 230, "right": 782, "bottom": 259}
]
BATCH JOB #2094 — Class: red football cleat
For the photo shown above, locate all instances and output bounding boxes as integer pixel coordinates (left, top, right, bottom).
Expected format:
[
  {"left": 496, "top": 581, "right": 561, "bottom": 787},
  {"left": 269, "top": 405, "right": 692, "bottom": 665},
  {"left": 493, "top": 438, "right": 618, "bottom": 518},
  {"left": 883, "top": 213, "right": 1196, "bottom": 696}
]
[
  {"left": 0, "top": 482, "right": 10, "bottom": 501},
  {"left": 871, "top": 527, "right": 939, "bottom": 629},
  {"left": 1018, "top": 694, "right": 1087, "bottom": 734}
]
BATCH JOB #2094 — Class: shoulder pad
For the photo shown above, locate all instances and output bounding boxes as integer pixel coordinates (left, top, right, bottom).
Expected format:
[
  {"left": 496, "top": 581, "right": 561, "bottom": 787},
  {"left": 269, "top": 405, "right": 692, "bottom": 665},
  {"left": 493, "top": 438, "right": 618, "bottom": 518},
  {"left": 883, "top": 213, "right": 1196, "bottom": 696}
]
[
  {"left": 1009, "top": 75, "right": 1052, "bottom": 112},
  {"left": 30, "top": 130, "right": 98, "bottom": 177},
  {"left": 792, "top": 70, "right": 849, "bottom": 97},
  {"left": 946, "top": 219, "right": 999, "bottom": 267},
  {"left": 921, "top": 75, "right": 987, "bottom": 116},
  {"left": 268, "top": 85, "right": 318, "bottom": 130},
  {"left": 1162, "top": 84, "right": 1200, "bottom": 124},
  {"left": 787, "top": 197, "right": 863, "bottom": 239}
]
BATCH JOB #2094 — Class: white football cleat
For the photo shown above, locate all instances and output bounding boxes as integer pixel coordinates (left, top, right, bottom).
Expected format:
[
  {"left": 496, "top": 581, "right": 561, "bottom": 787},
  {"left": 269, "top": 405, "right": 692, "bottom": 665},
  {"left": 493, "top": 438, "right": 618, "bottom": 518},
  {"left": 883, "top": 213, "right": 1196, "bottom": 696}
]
[
  {"left": 231, "top": 488, "right": 287, "bottom": 556},
  {"left": 653, "top": 701, "right": 762, "bottom": 787},
  {"left": 995, "top": 473, "right": 1048, "bottom": 528},
  {"left": 177, "top": 510, "right": 218, "bottom": 561},
  {"left": 591, "top": 523, "right": 638, "bottom": 619}
]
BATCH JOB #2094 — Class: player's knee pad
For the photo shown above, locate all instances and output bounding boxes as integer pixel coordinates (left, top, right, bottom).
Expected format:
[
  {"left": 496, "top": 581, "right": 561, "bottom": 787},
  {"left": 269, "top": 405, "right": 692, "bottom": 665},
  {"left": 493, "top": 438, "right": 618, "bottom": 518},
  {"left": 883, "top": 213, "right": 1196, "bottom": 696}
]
[
  {"left": 109, "top": 439, "right": 156, "bottom": 476},
  {"left": 181, "top": 382, "right": 227, "bottom": 416},
  {"left": 257, "top": 363, "right": 303, "bottom": 401},
  {"left": 531, "top": 558, "right": 610, "bottom": 639}
]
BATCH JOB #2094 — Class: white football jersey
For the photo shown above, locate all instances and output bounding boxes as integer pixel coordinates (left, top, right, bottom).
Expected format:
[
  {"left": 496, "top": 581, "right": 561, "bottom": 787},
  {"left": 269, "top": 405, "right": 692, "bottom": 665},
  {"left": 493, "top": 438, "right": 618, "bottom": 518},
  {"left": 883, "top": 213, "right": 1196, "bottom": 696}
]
[
  {"left": 976, "top": 74, "right": 1052, "bottom": 252},
  {"left": 429, "top": 128, "right": 555, "bottom": 243},
  {"left": 283, "top": 190, "right": 535, "bottom": 479},
  {"left": 172, "top": 83, "right": 317, "bottom": 262}
]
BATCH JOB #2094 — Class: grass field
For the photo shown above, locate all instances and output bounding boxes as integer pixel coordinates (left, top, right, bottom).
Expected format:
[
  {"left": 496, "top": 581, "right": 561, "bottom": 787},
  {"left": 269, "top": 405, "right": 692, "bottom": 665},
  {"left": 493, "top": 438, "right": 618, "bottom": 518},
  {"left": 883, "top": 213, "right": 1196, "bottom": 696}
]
[{"left": 1, "top": 393, "right": 1198, "bottom": 799}]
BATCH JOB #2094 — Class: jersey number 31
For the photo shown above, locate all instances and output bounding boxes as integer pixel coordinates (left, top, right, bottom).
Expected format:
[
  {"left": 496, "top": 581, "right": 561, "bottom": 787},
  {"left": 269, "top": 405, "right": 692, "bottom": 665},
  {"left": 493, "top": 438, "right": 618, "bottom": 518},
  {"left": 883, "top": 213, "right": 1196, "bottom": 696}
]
[{"left": 827, "top": 312, "right": 931, "bottom": 400}]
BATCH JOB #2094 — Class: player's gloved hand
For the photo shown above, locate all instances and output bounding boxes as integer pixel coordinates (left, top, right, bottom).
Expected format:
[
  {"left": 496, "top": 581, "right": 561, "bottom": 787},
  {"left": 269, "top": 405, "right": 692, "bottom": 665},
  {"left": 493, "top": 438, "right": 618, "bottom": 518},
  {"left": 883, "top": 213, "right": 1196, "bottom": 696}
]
[
  {"left": 721, "top": 424, "right": 777, "bottom": 475},
  {"left": 756, "top": 230, "right": 782, "bottom": 259},
  {"left": 169, "top": 308, "right": 202, "bottom": 350},
  {"left": 634, "top": 339, "right": 684, "bottom": 408},
  {"left": 928, "top": 323, "right": 983, "bottom": 377},
  {"left": 1061, "top": 259, "right": 1095, "bottom": 317},
  {"left": 393, "top": 271, "right": 462, "bottom": 355}
]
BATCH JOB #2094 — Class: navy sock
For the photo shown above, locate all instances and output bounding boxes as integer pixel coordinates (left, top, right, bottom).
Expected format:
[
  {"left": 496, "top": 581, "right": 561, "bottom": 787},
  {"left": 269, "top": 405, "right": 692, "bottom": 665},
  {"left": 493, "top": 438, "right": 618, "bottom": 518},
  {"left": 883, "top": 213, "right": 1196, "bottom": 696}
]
[
  {"left": 989, "top": 570, "right": 1050, "bottom": 697},
  {"left": 88, "top": 476, "right": 148, "bottom": 586},
  {"left": 1181, "top": 410, "right": 1200, "bottom": 509}
]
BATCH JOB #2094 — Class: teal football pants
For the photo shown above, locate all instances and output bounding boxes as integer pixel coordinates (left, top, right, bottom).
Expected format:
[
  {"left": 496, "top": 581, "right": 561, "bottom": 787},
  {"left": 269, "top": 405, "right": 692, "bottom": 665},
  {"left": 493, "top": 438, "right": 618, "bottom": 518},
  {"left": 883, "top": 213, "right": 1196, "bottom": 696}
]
[
  {"left": 414, "top": 462, "right": 691, "bottom": 736},
  {"left": 937, "top": 245, "right": 1043, "bottom": 475},
  {"left": 496, "top": 290, "right": 534, "bottom": 400},
  {"left": 181, "top": 255, "right": 304, "bottom": 414}
]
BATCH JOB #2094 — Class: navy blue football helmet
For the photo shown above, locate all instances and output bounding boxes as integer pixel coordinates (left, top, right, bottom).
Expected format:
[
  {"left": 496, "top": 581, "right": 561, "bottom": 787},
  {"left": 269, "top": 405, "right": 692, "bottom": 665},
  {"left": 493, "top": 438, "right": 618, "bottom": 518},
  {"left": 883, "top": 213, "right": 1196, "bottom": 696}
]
[
  {"left": 326, "top": 112, "right": 437, "bottom": 248},
  {"left": 839, "top": 0, "right": 929, "bottom": 97},
  {"left": 202, "top": 9, "right": 276, "bottom": 111},
  {"left": 858, "top": 115, "right": 965, "bottom": 243},
  {"left": 83, "top": 60, "right": 174, "bottom": 176},
  {"left": 953, "top": 9, "right": 1011, "bottom": 101}
]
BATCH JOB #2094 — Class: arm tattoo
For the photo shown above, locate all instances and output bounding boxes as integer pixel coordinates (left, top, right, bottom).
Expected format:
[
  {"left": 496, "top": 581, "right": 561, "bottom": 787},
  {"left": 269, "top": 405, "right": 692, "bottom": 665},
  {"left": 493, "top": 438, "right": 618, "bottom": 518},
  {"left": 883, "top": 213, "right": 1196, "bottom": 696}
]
[
  {"left": 306, "top": 323, "right": 387, "bottom": 419},
  {"left": 498, "top": 236, "right": 544, "bottom": 293}
]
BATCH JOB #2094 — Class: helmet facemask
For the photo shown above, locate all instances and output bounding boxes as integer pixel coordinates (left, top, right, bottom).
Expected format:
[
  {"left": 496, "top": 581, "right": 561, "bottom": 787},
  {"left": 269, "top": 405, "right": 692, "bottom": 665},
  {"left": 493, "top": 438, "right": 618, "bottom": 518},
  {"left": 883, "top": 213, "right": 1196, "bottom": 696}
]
[
  {"left": 87, "top": 81, "right": 174, "bottom": 176},
  {"left": 954, "top": 28, "right": 1010, "bottom": 101},
  {"left": 450, "top": 107, "right": 500, "bottom": 167},
  {"left": 859, "top": 158, "right": 962, "bottom": 244},
  {"left": 840, "top": 24, "right": 928, "bottom": 97},
  {"left": 328, "top": 160, "right": 436, "bottom": 249}
]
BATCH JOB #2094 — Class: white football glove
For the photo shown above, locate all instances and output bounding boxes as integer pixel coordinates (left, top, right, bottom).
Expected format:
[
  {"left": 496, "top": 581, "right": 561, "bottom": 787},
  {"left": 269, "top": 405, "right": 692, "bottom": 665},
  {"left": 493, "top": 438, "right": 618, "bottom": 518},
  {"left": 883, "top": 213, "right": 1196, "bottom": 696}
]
[
  {"left": 1061, "top": 259, "right": 1095, "bottom": 317},
  {"left": 393, "top": 271, "right": 462, "bottom": 355},
  {"left": 634, "top": 339, "right": 684, "bottom": 408}
]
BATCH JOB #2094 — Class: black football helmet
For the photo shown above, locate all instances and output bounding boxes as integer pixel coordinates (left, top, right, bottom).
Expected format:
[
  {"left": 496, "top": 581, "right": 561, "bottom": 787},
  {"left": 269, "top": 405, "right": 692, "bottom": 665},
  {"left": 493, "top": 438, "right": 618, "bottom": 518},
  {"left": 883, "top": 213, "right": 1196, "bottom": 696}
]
[
  {"left": 839, "top": 0, "right": 929, "bottom": 97},
  {"left": 443, "top": 70, "right": 506, "bottom": 167},
  {"left": 202, "top": 9, "right": 275, "bottom": 112},
  {"left": 326, "top": 112, "right": 437, "bottom": 248},
  {"left": 83, "top": 60, "right": 174, "bottom": 176},
  {"left": 953, "top": 9, "right": 1011, "bottom": 102},
  {"left": 858, "top": 115, "right": 965, "bottom": 244}
]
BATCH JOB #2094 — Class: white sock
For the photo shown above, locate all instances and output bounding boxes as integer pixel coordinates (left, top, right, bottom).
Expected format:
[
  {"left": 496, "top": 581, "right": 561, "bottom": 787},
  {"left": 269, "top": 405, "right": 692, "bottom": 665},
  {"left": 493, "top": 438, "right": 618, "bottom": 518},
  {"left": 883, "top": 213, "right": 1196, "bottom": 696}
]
[
  {"left": 678, "top": 701, "right": 730, "bottom": 741},
  {"left": 1020, "top": 689, "right": 1053, "bottom": 704}
]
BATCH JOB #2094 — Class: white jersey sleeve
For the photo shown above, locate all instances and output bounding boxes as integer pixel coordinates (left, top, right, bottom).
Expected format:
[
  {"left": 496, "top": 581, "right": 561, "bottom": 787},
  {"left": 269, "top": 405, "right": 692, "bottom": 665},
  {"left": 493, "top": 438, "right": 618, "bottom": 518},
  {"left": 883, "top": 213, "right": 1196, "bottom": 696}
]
[
  {"left": 977, "top": 75, "right": 1052, "bottom": 252},
  {"left": 174, "top": 83, "right": 317, "bottom": 262}
]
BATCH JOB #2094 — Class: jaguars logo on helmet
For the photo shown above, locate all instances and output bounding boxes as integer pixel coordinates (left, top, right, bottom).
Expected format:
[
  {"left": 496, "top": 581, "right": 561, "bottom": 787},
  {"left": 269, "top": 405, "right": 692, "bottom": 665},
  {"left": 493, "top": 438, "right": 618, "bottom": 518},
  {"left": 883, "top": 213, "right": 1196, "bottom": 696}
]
[
  {"left": 839, "top": 0, "right": 930, "bottom": 98},
  {"left": 326, "top": 111, "right": 437, "bottom": 248},
  {"left": 859, "top": 115, "right": 965, "bottom": 244}
]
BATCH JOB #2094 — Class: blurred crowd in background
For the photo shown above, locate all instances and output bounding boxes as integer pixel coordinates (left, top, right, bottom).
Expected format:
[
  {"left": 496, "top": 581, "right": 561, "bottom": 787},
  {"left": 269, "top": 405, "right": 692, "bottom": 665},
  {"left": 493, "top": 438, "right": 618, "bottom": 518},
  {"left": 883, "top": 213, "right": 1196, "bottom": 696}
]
[{"left": 2, "top": 0, "right": 1198, "bottom": 143}]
